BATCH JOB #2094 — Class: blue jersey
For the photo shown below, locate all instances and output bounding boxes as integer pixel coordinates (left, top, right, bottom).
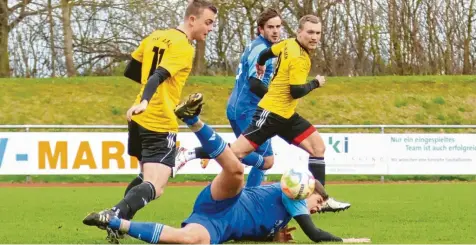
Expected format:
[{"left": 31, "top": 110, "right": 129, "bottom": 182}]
[
  {"left": 227, "top": 35, "right": 275, "bottom": 120},
  {"left": 182, "top": 183, "right": 309, "bottom": 244},
  {"left": 227, "top": 183, "right": 309, "bottom": 242}
]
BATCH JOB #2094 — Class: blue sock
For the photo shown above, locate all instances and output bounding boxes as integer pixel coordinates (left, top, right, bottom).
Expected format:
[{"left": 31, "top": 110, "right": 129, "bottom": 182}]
[
  {"left": 183, "top": 116, "right": 199, "bottom": 126},
  {"left": 242, "top": 152, "right": 264, "bottom": 169},
  {"left": 109, "top": 219, "right": 164, "bottom": 244},
  {"left": 246, "top": 167, "right": 265, "bottom": 188},
  {"left": 194, "top": 123, "right": 226, "bottom": 158}
]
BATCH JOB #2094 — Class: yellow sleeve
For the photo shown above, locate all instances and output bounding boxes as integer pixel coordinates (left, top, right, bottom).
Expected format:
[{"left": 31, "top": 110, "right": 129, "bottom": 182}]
[
  {"left": 159, "top": 40, "right": 194, "bottom": 77},
  {"left": 131, "top": 36, "right": 149, "bottom": 62},
  {"left": 270, "top": 40, "right": 287, "bottom": 56},
  {"left": 289, "top": 56, "right": 309, "bottom": 85}
]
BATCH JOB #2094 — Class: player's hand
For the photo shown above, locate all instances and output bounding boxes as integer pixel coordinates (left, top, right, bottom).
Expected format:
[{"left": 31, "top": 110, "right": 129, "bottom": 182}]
[
  {"left": 342, "top": 238, "right": 371, "bottom": 243},
  {"left": 273, "top": 225, "right": 296, "bottom": 243},
  {"left": 255, "top": 64, "right": 266, "bottom": 79},
  {"left": 314, "top": 75, "right": 326, "bottom": 87},
  {"left": 126, "top": 100, "right": 148, "bottom": 121}
]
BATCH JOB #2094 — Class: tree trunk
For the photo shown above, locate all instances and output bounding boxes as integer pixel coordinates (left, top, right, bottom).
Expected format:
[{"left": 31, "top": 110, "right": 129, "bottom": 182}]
[
  {"left": 192, "top": 40, "right": 206, "bottom": 75},
  {"left": 0, "top": 0, "right": 9, "bottom": 77},
  {"left": 61, "top": 0, "right": 76, "bottom": 77},
  {"left": 463, "top": 0, "right": 475, "bottom": 74},
  {"left": 48, "top": 0, "right": 56, "bottom": 77},
  {"left": 389, "top": 0, "right": 403, "bottom": 74}
]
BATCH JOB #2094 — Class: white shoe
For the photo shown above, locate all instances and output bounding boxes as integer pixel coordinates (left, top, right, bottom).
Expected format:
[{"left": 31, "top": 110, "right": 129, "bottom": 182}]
[
  {"left": 319, "top": 197, "right": 351, "bottom": 213},
  {"left": 172, "top": 147, "right": 189, "bottom": 178}
]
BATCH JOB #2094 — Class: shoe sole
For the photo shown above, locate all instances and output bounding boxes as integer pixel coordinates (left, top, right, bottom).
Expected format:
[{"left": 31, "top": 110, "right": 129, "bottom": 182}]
[
  {"left": 175, "top": 93, "right": 203, "bottom": 118},
  {"left": 319, "top": 205, "right": 351, "bottom": 213},
  {"left": 106, "top": 227, "right": 120, "bottom": 244},
  {"left": 83, "top": 212, "right": 103, "bottom": 227}
]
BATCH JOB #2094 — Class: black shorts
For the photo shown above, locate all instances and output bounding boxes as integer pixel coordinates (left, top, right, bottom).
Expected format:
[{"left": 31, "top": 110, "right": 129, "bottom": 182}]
[
  {"left": 128, "top": 120, "right": 177, "bottom": 168},
  {"left": 242, "top": 107, "right": 316, "bottom": 148}
]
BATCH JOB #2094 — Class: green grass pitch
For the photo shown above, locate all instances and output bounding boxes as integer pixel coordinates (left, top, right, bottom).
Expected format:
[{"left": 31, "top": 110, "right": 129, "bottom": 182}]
[{"left": 0, "top": 182, "right": 475, "bottom": 244}]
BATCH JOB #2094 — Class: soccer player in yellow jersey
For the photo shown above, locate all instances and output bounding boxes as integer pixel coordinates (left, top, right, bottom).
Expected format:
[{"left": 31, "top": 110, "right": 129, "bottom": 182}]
[
  {"left": 83, "top": 0, "right": 216, "bottom": 242},
  {"left": 230, "top": 15, "right": 351, "bottom": 213}
]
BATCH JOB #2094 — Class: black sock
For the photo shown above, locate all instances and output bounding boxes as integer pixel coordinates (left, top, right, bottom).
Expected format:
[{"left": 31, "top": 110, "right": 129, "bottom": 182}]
[
  {"left": 124, "top": 173, "right": 144, "bottom": 197},
  {"left": 308, "top": 157, "right": 326, "bottom": 186},
  {"left": 113, "top": 181, "right": 156, "bottom": 219},
  {"left": 195, "top": 147, "right": 211, "bottom": 159}
]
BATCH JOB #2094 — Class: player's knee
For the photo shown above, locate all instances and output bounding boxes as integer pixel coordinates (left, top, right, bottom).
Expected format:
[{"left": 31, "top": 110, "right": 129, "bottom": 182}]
[
  {"left": 144, "top": 177, "right": 166, "bottom": 199},
  {"left": 233, "top": 163, "right": 245, "bottom": 177},
  {"left": 231, "top": 146, "right": 247, "bottom": 159},
  {"left": 231, "top": 137, "right": 254, "bottom": 159},
  {"left": 262, "top": 156, "right": 274, "bottom": 170},
  {"left": 153, "top": 185, "right": 165, "bottom": 199},
  {"left": 230, "top": 144, "right": 244, "bottom": 158},
  {"left": 309, "top": 145, "right": 326, "bottom": 157},
  {"left": 142, "top": 163, "right": 172, "bottom": 199}
]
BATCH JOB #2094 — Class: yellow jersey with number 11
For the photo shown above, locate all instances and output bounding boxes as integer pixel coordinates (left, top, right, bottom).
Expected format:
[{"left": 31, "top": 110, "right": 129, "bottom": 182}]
[{"left": 131, "top": 29, "right": 195, "bottom": 133}]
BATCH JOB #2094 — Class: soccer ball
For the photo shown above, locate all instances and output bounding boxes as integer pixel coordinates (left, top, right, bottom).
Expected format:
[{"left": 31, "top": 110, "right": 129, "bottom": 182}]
[{"left": 280, "top": 167, "right": 316, "bottom": 200}]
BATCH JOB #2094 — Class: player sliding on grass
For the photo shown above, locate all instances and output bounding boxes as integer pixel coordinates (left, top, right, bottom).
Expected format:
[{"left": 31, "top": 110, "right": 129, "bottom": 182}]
[{"left": 83, "top": 93, "right": 371, "bottom": 244}]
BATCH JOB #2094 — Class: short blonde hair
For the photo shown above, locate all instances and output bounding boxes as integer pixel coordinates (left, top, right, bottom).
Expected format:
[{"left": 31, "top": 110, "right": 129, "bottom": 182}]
[
  {"left": 185, "top": 0, "right": 217, "bottom": 18},
  {"left": 298, "top": 15, "right": 321, "bottom": 29}
]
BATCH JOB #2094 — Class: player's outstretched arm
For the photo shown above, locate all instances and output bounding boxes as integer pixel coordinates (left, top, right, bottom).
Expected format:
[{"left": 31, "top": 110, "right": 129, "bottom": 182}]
[
  {"left": 294, "top": 214, "right": 343, "bottom": 243},
  {"left": 294, "top": 215, "right": 371, "bottom": 244}
]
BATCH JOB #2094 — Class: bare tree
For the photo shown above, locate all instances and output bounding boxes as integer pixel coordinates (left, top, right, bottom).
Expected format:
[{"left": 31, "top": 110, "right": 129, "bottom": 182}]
[
  {"left": 463, "top": 0, "right": 475, "bottom": 74},
  {"left": 61, "top": 0, "right": 76, "bottom": 76},
  {"left": 48, "top": 0, "right": 56, "bottom": 77},
  {"left": 5, "top": 0, "right": 476, "bottom": 77}
]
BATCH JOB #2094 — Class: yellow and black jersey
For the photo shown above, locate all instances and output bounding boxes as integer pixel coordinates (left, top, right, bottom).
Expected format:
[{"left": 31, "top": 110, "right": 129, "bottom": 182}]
[
  {"left": 258, "top": 38, "right": 311, "bottom": 119},
  {"left": 129, "top": 28, "right": 195, "bottom": 133}
]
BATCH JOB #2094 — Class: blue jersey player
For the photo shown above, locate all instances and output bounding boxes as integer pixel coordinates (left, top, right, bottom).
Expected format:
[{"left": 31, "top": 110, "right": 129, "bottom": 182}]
[
  {"left": 175, "top": 8, "right": 282, "bottom": 187},
  {"left": 84, "top": 93, "right": 371, "bottom": 244}
]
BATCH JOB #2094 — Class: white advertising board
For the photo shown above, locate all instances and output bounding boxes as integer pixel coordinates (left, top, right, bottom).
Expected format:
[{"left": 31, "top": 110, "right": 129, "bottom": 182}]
[{"left": 0, "top": 132, "right": 474, "bottom": 175}]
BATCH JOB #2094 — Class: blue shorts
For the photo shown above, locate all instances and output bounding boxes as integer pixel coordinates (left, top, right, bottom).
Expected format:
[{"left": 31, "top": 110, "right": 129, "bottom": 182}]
[
  {"left": 181, "top": 185, "right": 242, "bottom": 244},
  {"left": 229, "top": 117, "right": 273, "bottom": 157}
]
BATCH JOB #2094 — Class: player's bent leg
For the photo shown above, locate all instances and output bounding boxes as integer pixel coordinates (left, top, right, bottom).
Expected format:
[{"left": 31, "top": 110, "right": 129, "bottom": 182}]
[
  {"left": 281, "top": 116, "right": 351, "bottom": 213},
  {"left": 296, "top": 130, "right": 326, "bottom": 185},
  {"left": 297, "top": 130, "right": 326, "bottom": 157},
  {"left": 210, "top": 146, "right": 245, "bottom": 201},
  {"left": 110, "top": 165, "right": 168, "bottom": 221},
  {"left": 182, "top": 118, "right": 245, "bottom": 200},
  {"left": 111, "top": 129, "right": 176, "bottom": 220},
  {"left": 298, "top": 132, "right": 351, "bottom": 212}
]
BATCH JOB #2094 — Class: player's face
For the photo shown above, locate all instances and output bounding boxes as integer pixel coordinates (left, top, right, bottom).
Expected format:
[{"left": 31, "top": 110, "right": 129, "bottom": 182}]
[
  {"left": 190, "top": 8, "right": 216, "bottom": 41},
  {"left": 297, "top": 21, "right": 322, "bottom": 51},
  {"left": 306, "top": 193, "right": 325, "bottom": 214},
  {"left": 259, "top": 16, "right": 282, "bottom": 43}
]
